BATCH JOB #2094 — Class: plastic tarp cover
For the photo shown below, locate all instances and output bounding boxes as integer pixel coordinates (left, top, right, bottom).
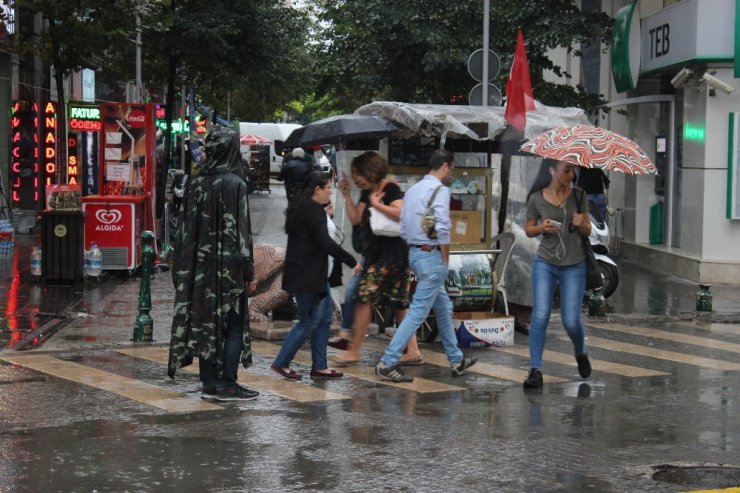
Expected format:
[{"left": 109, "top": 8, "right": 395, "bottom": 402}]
[
  {"left": 355, "top": 101, "right": 590, "bottom": 142},
  {"left": 490, "top": 155, "right": 544, "bottom": 307}
]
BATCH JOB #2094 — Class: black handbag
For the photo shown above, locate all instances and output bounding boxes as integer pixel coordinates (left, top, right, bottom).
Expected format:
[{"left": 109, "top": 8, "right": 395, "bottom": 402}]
[
  {"left": 573, "top": 189, "right": 604, "bottom": 291},
  {"left": 351, "top": 222, "right": 370, "bottom": 255}
]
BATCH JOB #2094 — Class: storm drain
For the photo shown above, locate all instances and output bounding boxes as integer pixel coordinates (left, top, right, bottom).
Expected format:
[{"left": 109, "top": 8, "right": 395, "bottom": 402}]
[{"left": 652, "top": 464, "right": 740, "bottom": 489}]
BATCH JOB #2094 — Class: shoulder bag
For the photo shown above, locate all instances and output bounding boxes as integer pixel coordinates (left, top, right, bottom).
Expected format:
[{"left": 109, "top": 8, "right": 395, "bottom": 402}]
[
  {"left": 572, "top": 188, "right": 604, "bottom": 291},
  {"left": 369, "top": 180, "right": 402, "bottom": 237}
]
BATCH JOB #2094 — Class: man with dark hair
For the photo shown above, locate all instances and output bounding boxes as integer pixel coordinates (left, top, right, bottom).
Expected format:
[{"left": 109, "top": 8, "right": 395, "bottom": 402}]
[
  {"left": 375, "top": 149, "right": 477, "bottom": 383},
  {"left": 277, "top": 148, "right": 312, "bottom": 203}
]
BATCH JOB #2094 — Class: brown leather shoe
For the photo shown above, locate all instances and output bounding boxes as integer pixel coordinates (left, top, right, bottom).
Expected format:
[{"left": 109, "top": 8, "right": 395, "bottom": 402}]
[
  {"left": 270, "top": 364, "right": 303, "bottom": 380},
  {"left": 327, "top": 338, "right": 350, "bottom": 350},
  {"left": 310, "top": 369, "right": 344, "bottom": 379}
]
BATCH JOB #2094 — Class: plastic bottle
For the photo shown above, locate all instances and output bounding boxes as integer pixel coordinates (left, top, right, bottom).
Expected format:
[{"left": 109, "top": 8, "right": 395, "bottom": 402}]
[
  {"left": 30, "top": 246, "right": 42, "bottom": 276},
  {"left": 88, "top": 242, "right": 102, "bottom": 278}
]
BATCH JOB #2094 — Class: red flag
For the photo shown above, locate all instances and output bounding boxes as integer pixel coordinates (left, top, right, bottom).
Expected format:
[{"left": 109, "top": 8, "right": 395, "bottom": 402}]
[{"left": 505, "top": 29, "right": 535, "bottom": 132}]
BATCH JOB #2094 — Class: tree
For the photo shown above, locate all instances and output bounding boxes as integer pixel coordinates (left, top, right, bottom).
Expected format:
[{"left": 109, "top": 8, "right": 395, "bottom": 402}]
[
  {"left": 313, "top": 0, "right": 612, "bottom": 114},
  {"left": 2, "top": 0, "right": 139, "bottom": 183}
]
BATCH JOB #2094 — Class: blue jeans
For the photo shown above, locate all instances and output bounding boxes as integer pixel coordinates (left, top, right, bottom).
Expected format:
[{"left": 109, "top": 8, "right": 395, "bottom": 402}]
[
  {"left": 529, "top": 256, "right": 587, "bottom": 369},
  {"left": 273, "top": 284, "right": 331, "bottom": 370},
  {"left": 380, "top": 248, "right": 462, "bottom": 366},
  {"left": 340, "top": 260, "right": 362, "bottom": 331},
  {"left": 199, "top": 296, "right": 246, "bottom": 390}
]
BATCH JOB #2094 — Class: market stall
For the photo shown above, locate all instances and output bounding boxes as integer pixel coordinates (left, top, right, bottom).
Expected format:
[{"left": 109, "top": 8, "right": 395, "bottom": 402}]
[{"left": 81, "top": 103, "right": 157, "bottom": 273}]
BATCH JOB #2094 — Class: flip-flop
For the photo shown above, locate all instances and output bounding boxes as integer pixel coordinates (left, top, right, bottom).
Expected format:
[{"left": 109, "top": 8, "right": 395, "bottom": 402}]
[
  {"left": 400, "top": 356, "right": 424, "bottom": 366},
  {"left": 329, "top": 354, "right": 360, "bottom": 367}
]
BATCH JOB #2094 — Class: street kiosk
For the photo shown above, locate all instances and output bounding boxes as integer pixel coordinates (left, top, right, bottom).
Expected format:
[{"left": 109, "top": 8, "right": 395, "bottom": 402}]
[{"left": 81, "top": 103, "right": 157, "bottom": 273}]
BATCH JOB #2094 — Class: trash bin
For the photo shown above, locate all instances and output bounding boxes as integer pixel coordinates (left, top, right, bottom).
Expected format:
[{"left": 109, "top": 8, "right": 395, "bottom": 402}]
[
  {"left": 649, "top": 201, "right": 664, "bottom": 245},
  {"left": 41, "top": 210, "right": 84, "bottom": 283}
]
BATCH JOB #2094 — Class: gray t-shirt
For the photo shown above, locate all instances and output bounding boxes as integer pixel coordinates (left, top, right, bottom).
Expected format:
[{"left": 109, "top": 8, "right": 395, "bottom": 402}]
[{"left": 526, "top": 188, "right": 588, "bottom": 266}]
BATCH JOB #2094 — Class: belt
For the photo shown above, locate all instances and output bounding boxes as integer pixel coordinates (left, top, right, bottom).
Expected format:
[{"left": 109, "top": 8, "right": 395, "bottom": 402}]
[{"left": 410, "top": 244, "right": 439, "bottom": 252}]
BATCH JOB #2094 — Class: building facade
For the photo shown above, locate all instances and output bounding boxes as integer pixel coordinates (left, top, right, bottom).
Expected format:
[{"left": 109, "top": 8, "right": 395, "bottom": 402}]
[{"left": 575, "top": 0, "right": 740, "bottom": 283}]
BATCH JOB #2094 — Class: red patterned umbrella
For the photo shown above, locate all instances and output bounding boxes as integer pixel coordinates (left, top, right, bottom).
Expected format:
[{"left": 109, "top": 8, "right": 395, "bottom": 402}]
[
  {"left": 520, "top": 125, "right": 657, "bottom": 174},
  {"left": 240, "top": 134, "right": 271, "bottom": 145}
]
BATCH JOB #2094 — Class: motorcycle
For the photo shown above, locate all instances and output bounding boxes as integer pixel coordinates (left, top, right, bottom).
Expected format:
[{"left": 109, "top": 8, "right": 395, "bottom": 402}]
[{"left": 588, "top": 199, "right": 619, "bottom": 298}]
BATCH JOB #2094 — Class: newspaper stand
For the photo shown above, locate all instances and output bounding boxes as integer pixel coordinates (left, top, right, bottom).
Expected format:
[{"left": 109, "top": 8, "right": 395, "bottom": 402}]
[{"left": 81, "top": 103, "right": 157, "bottom": 273}]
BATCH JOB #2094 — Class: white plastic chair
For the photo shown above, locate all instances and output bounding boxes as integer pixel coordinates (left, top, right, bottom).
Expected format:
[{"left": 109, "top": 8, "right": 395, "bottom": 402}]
[{"left": 490, "top": 232, "right": 516, "bottom": 316}]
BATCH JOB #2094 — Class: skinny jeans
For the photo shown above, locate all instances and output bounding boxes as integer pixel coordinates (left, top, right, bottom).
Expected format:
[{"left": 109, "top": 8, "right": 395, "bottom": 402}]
[{"left": 529, "top": 256, "right": 587, "bottom": 369}]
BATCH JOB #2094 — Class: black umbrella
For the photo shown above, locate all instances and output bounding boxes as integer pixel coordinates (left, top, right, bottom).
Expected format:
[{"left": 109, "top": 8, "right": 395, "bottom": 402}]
[{"left": 285, "top": 114, "right": 403, "bottom": 148}]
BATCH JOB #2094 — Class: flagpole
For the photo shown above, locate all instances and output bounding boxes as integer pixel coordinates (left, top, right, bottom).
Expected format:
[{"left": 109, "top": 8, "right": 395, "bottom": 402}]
[{"left": 482, "top": 0, "right": 490, "bottom": 106}]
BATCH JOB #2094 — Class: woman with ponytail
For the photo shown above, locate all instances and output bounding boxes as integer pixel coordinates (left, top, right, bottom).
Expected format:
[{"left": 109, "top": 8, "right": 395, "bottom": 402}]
[{"left": 271, "top": 172, "right": 361, "bottom": 380}]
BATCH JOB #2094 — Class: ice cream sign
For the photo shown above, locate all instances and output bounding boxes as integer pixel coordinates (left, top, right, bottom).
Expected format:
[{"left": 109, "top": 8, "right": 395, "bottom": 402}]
[{"left": 94, "top": 208, "right": 123, "bottom": 232}]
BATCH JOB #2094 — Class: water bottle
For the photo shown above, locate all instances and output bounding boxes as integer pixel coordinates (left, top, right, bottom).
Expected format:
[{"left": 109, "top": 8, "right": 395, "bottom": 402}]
[
  {"left": 30, "top": 246, "right": 42, "bottom": 276},
  {"left": 88, "top": 242, "right": 102, "bottom": 278}
]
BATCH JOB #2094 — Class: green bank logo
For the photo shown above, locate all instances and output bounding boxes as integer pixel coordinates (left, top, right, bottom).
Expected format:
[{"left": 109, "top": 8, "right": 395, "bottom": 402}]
[{"left": 612, "top": 1, "right": 641, "bottom": 93}]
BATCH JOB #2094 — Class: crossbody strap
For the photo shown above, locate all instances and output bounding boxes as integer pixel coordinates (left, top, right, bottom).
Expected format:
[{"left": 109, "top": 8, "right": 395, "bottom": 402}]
[{"left": 424, "top": 184, "right": 443, "bottom": 213}]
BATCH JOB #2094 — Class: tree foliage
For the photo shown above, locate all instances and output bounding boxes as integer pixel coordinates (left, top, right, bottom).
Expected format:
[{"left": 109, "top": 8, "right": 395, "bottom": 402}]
[{"left": 314, "top": 0, "right": 612, "bottom": 114}]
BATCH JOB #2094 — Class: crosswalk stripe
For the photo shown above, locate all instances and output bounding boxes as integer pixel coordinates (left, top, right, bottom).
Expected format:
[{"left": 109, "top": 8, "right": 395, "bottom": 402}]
[
  {"left": 361, "top": 338, "right": 569, "bottom": 384},
  {"left": 493, "top": 345, "right": 670, "bottom": 377},
  {"left": 674, "top": 320, "right": 740, "bottom": 336},
  {"left": 562, "top": 335, "right": 740, "bottom": 371},
  {"left": 117, "top": 347, "right": 349, "bottom": 403},
  {"left": 589, "top": 322, "right": 740, "bottom": 354},
  {"left": 0, "top": 354, "right": 222, "bottom": 413},
  {"left": 253, "top": 341, "right": 465, "bottom": 393}
]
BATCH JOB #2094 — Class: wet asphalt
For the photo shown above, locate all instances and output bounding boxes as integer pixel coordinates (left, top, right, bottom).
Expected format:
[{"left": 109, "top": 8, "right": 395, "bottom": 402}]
[{"left": 0, "top": 181, "right": 739, "bottom": 492}]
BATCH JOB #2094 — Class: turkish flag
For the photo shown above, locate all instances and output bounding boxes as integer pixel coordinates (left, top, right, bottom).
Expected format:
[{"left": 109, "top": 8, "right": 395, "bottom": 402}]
[{"left": 505, "top": 29, "right": 535, "bottom": 132}]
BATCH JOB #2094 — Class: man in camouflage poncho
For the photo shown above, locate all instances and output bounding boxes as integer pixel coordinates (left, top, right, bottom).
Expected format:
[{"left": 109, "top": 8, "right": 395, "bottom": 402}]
[{"left": 168, "top": 125, "right": 259, "bottom": 401}]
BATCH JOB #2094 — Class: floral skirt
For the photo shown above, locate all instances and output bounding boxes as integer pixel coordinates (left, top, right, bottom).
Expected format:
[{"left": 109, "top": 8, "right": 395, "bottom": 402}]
[{"left": 355, "top": 256, "right": 410, "bottom": 309}]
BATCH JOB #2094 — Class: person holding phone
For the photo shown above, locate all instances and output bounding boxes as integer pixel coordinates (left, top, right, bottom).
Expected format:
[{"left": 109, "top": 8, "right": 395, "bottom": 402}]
[{"left": 523, "top": 159, "right": 592, "bottom": 389}]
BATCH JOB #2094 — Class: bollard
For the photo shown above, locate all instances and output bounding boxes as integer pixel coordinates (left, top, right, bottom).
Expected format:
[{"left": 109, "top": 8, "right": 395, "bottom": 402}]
[
  {"left": 588, "top": 291, "right": 606, "bottom": 318},
  {"left": 133, "top": 231, "right": 155, "bottom": 342},
  {"left": 696, "top": 283, "right": 713, "bottom": 314}
]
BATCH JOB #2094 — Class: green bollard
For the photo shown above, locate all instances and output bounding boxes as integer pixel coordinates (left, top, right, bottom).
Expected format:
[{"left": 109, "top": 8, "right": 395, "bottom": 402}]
[
  {"left": 133, "top": 231, "right": 155, "bottom": 342},
  {"left": 588, "top": 291, "right": 606, "bottom": 318},
  {"left": 696, "top": 283, "right": 713, "bottom": 314}
]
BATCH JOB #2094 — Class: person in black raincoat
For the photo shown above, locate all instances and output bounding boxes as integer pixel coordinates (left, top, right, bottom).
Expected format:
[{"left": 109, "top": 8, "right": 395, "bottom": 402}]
[{"left": 167, "top": 125, "right": 259, "bottom": 402}]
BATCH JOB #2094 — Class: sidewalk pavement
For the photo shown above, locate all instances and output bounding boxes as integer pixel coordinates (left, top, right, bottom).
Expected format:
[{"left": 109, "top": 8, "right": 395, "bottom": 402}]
[{"left": 2, "top": 180, "right": 740, "bottom": 354}]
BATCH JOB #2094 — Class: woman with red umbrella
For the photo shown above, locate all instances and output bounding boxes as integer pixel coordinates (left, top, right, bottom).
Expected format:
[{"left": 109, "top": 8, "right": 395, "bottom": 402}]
[{"left": 522, "top": 159, "right": 592, "bottom": 389}]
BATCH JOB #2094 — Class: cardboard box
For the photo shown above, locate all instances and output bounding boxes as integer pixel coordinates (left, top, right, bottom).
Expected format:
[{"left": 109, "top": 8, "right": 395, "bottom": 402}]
[
  {"left": 450, "top": 210, "right": 482, "bottom": 244},
  {"left": 453, "top": 311, "right": 515, "bottom": 348}
]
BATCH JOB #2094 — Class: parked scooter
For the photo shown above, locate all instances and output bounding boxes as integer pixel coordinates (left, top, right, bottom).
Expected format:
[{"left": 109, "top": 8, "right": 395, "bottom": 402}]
[{"left": 588, "top": 199, "right": 619, "bottom": 298}]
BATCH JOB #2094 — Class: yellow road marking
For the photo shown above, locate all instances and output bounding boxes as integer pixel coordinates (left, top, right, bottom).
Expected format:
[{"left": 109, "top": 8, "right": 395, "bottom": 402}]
[
  {"left": 253, "top": 341, "right": 465, "bottom": 393},
  {"left": 494, "top": 345, "right": 670, "bottom": 377},
  {"left": 590, "top": 322, "right": 740, "bottom": 354},
  {"left": 117, "top": 347, "right": 348, "bottom": 403},
  {"left": 361, "top": 338, "right": 568, "bottom": 384},
  {"left": 562, "top": 335, "right": 740, "bottom": 371},
  {"left": 1, "top": 354, "right": 221, "bottom": 413},
  {"left": 683, "top": 488, "right": 740, "bottom": 493}
]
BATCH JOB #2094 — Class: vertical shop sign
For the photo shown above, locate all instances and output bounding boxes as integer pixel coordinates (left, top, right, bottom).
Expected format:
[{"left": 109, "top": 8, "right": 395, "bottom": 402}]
[
  {"left": 10, "top": 100, "right": 40, "bottom": 209},
  {"left": 43, "top": 101, "right": 58, "bottom": 186},
  {"left": 67, "top": 135, "right": 79, "bottom": 185}
]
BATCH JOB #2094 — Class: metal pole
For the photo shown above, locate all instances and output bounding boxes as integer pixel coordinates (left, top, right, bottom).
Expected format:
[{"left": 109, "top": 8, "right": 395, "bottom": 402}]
[
  {"left": 482, "top": 0, "right": 490, "bottom": 106},
  {"left": 227, "top": 91, "right": 231, "bottom": 122},
  {"left": 135, "top": 12, "right": 142, "bottom": 102}
]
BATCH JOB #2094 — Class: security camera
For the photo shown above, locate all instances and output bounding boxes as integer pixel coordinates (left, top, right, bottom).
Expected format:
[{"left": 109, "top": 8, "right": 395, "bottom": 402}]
[
  {"left": 700, "top": 73, "right": 736, "bottom": 95},
  {"left": 671, "top": 67, "right": 693, "bottom": 88}
]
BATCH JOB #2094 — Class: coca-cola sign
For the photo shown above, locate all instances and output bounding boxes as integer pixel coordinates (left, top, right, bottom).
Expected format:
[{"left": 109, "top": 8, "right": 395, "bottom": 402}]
[{"left": 127, "top": 109, "right": 146, "bottom": 128}]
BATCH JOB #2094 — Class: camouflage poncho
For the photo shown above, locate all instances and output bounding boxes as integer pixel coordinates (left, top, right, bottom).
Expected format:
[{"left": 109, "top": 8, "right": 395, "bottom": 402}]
[{"left": 167, "top": 126, "right": 254, "bottom": 378}]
